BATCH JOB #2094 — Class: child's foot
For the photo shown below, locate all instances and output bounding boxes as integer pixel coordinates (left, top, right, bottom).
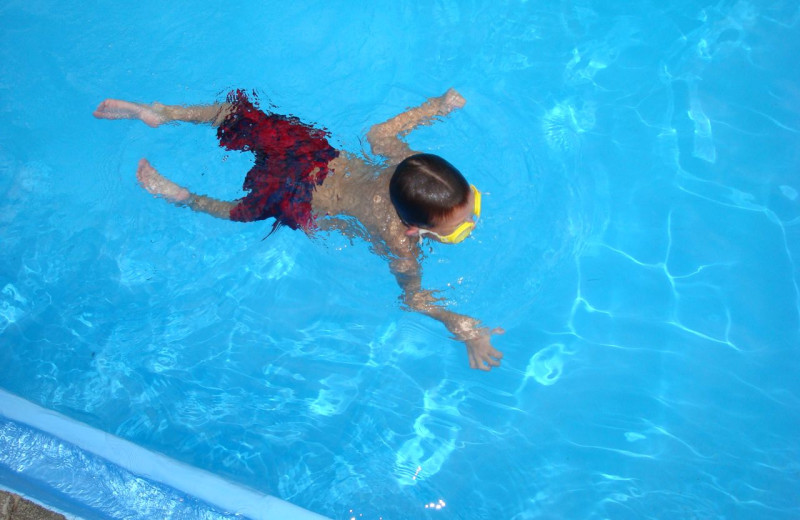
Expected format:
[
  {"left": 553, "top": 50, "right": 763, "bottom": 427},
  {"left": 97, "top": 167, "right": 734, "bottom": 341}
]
[
  {"left": 93, "top": 99, "right": 167, "bottom": 128},
  {"left": 136, "top": 159, "right": 190, "bottom": 203},
  {"left": 441, "top": 88, "right": 466, "bottom": 112}
]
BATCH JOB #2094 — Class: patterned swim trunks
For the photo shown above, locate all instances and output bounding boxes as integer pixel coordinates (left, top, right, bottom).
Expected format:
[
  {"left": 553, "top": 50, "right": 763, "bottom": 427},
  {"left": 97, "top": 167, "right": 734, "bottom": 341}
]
[{"left": 217, "top": 90, "right": 339, "bottom": 231}]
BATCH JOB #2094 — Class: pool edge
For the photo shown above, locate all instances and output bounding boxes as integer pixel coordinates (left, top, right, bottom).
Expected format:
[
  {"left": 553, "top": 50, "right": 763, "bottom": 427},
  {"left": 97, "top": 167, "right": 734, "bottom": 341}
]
[{"left": 0, "top": 389, "right": 331, "bottom": 520}]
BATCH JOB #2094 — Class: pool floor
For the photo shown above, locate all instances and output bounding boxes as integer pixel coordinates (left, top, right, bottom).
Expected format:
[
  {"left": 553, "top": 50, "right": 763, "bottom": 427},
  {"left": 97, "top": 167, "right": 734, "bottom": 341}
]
[{"left": 0, "top": 491, "right": 67, "bottom": 520}]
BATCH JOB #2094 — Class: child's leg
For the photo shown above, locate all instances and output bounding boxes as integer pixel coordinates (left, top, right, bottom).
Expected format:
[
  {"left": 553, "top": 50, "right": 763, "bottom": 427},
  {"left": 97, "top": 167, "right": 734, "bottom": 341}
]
[
  {"left": 160, "top": 103, "right": 232, "bottom": 126},
  {"left": 94, "top": 100, "right": 232, "bottom": 128},
  {"left": 137, "top": 159, "right": 236, "bottom": 219}
]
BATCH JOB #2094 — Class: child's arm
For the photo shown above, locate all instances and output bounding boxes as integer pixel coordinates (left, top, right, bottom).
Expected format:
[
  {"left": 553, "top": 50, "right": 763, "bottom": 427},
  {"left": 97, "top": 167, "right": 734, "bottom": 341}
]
[
  {"left": 390, "top": 255, "right": 504, "bottom": 371},
  {"left": 366, "top": 89, "right": 466, "bottom": 164}
]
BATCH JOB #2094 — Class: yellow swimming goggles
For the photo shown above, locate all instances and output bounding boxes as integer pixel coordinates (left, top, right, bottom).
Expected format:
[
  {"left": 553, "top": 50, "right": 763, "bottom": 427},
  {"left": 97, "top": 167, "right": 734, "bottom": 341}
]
[{"left": 418, "top": 185, "right": 482, "bottom": 244}]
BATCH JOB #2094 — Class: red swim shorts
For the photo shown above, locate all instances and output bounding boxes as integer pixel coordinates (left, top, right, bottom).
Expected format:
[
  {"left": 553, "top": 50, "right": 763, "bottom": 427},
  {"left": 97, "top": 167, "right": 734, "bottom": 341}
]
[{"left": 217, "top": 90, "right": 339, "bottom": 231}]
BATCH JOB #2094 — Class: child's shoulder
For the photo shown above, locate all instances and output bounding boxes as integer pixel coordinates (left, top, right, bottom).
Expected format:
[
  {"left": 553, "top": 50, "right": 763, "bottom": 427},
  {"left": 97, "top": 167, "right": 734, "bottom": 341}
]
[{"left": 314, "top": 154, "right": 418, "bottom": 256}]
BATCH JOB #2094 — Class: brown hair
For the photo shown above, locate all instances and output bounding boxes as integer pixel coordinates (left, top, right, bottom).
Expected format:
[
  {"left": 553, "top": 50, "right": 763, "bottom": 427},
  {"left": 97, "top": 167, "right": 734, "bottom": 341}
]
[{"left": 389, "top": 154, "right": 470, "bottom": 227}]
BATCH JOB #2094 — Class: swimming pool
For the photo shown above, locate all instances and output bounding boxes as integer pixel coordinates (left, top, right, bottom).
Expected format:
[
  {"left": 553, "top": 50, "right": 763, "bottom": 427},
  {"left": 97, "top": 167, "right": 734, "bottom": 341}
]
[{"left": 1, "top": 0, "right": 798, "bottom": 518}]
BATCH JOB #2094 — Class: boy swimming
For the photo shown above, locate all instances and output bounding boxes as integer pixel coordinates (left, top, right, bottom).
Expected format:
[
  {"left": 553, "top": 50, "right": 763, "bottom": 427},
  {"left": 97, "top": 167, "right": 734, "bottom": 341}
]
[{"left": 93, "top": 88, "right": 504, "bottom": 371}]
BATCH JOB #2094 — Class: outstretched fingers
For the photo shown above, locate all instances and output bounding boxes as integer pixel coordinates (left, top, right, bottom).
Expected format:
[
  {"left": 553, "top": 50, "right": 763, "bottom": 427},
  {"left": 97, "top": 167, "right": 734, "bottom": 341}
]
[
  {"left": 480, "top": 328, "right": 504, "bottom": 369},
  {"left": 484, "top": 348, "right": 503, "bottom": 369},
  {"left": 471, "top": 353, "right": 501, "bottom": 372},
  {"left": 466, "top": 329, "right": 505, "bottom": 372}
]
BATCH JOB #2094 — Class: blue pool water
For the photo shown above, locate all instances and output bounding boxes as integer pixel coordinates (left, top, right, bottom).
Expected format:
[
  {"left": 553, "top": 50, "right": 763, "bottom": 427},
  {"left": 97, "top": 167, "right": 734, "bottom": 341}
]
[{"left": 1, "top": 1, "right": 799, "bottom": 518}]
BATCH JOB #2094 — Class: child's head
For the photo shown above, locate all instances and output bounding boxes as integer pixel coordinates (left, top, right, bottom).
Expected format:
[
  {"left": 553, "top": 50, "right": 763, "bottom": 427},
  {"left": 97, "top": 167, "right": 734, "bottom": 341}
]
[{"left": 389, "top": 153, "right": 471, "bottom": 229}]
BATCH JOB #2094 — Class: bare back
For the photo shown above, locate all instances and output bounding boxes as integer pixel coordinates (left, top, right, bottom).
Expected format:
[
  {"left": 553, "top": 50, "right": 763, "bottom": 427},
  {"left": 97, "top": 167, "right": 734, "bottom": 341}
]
[{"left": 311, "top": 153, "right": 420, "bottom": 261}]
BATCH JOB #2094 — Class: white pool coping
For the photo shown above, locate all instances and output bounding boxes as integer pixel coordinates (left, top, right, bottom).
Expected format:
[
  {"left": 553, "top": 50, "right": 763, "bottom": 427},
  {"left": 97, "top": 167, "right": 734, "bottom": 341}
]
[{"left": 0, "top": 389, "right": 331, "bottom": 520}]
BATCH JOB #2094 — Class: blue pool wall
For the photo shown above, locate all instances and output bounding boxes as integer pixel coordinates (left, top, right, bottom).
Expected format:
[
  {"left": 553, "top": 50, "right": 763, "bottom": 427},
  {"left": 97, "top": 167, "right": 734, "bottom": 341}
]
[{"left": 0, "top": 389, "right": 331, "bottom": 520}]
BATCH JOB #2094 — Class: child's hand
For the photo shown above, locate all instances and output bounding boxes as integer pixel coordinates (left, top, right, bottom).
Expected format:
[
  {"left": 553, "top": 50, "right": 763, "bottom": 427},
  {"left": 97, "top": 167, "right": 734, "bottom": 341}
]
[
  {"left": 463, "top": 326, "right": 505, "bottom": 371},
  {"left": 440, "top": 88, "right": 466, "bottom": 113}
]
